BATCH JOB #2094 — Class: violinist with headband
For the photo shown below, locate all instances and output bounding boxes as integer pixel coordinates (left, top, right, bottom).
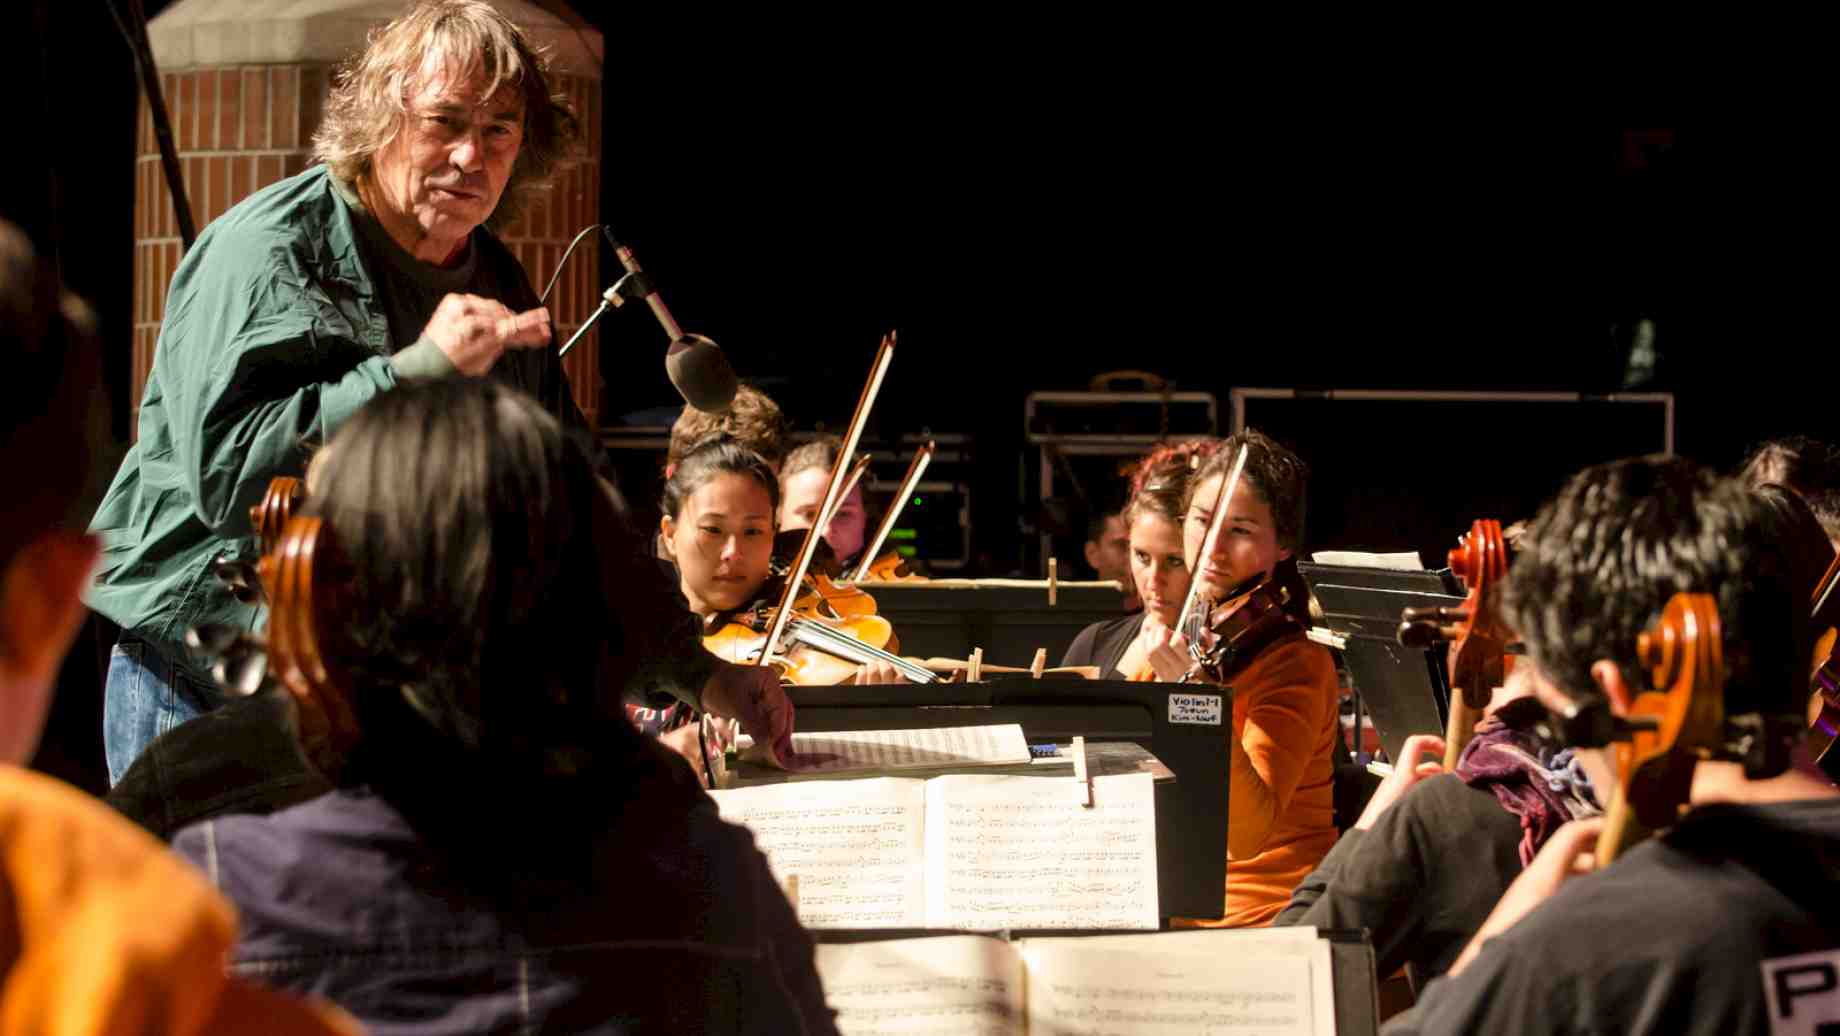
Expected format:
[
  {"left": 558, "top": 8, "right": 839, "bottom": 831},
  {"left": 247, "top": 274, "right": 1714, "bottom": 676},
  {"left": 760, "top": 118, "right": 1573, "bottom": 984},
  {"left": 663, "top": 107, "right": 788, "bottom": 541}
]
[
  {"left": 1158, "top": 429, "right": 1343, "bottom": 929},
  {"left": 1061, "top": 440, "right": 1216, "bottom": 678}
]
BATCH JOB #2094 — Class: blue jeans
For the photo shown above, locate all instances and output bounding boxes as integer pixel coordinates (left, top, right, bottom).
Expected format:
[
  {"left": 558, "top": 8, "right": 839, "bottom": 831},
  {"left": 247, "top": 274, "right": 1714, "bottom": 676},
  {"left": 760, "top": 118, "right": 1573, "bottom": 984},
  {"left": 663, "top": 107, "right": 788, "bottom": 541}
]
[{"left": 104, "top": 636, "right": 220, "bottom": 786}]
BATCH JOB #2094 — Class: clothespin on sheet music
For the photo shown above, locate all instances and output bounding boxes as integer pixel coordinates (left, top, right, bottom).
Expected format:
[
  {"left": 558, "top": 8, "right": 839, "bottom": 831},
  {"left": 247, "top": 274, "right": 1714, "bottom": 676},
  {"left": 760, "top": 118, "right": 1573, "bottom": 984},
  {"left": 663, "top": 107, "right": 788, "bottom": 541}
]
[
  {"left": 1307, "top": 626, "right": 1348, "bottom": 651},
  {"left": 1030, "top": 648, "right": 1047, "bottom": 679},
  {"left": 967, "top": 647, "right": 984, "bottom": 683},
  {"left": 783, "top": 874, "right": 799, "bottom": 912},
  {"left": 1048, "top": 557, "right": 1059, "bottom": 606},
  {"left": 1071, "top": 735, "right": 1093, "bottom": 808}
]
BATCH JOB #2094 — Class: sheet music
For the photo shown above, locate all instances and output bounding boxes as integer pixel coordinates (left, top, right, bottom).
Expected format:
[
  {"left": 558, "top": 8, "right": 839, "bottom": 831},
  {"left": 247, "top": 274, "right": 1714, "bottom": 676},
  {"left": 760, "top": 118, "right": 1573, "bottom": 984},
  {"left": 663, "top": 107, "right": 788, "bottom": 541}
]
[
  {"left": 1017, "top": 941, "right": 1315, "bottom": 1036},
  {"left": 814, "top": 936, "right": 1025, "bottom": 1036},
  {"left": 924, "top": 772, "right": 1158, "bottom": 930},
  {"left": 710, "top": 778, "right": 926, "bottom": 928},
  {"left": 1309, "top": 550, "right": 1424, "bottom": 571},
  {"left": 787, "top": 724, "right": 1032, "bottom": 776},
  {"left": 1031, "top": 928, "right": 1336, "bottom": 1036}
]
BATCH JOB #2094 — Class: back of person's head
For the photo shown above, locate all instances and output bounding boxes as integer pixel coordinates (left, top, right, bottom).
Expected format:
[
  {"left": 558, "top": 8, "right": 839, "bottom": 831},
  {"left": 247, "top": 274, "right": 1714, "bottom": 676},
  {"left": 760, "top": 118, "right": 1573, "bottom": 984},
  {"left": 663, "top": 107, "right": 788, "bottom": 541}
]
[
  {"left": 1184, "top": 428, "right": 1309, "bottom": 552},
  {"left": 1749, "top": 482, "right": 1836, "bottom": 606},
  {"left": 305, "top": 379, "right": 648, "bottom": 810},
  {"left": 0, "top": 221, "right": 104, "bottom": 576},
  {"left": 666, "top": 383, "right": 787, "bottom": 471},
  {"left": 1, "top": 221, "right": 107, "bottom": 764},
  {"left": 1741, "top": 436, "right": 1840, "bottom": 545},
  {"left": 1502, "top": 456, "right": 1804, "bottom": 729}
]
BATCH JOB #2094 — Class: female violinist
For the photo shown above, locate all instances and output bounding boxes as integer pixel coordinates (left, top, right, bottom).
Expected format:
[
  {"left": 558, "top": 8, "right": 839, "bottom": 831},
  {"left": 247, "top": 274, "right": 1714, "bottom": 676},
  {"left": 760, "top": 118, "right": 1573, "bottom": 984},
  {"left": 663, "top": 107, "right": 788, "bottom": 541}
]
[
  {"left": 1060, "top": 441, "right": 1215, "bottom": 676},
  {"left": 658, "top": 439, "right": 909, "bottom": 687},
  {"left": 1165, "top": 429, "right": 1343, "bottom": 929},
  {"left": 778, "top": 437, "right": 870, "bottom": 573}
]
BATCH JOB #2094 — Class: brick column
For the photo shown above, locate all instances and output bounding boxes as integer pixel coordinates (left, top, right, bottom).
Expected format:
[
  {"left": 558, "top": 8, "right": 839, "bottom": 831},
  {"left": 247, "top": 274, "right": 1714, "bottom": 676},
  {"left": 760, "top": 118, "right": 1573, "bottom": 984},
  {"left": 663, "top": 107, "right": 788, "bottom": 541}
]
[{"left": 136, "top": 0, "right": 603, "bottom": 439}]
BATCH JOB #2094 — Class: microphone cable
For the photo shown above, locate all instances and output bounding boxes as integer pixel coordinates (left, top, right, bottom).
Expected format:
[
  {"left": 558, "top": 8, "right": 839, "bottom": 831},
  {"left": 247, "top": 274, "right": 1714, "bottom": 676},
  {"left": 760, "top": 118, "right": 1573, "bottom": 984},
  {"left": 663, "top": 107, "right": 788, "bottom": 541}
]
[{"left": 539, "top": 223, "right": 613, "bottom": 307}]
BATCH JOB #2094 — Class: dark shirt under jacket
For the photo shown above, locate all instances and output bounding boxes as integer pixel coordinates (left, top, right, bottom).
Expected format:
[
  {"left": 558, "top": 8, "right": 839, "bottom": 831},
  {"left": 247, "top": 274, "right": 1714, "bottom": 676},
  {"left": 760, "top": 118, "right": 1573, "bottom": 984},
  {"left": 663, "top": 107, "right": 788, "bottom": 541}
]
[
  {"left": 1275, "top": 773, "right": 1523, "bottom": 987},
  {"left": 1384, "top": 797, "right": 1840, "bottom": 1036},
  {"left": 1059, "top": 612, "right": 1142, "bottom": 677}
]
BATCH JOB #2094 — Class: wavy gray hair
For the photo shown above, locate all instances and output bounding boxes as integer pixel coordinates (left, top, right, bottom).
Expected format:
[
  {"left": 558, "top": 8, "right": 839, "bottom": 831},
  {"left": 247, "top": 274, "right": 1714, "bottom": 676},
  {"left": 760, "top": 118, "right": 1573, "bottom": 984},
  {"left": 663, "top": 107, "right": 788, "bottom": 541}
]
[{"left": 311, "top": 0, "right": 581, "bottom": 227}]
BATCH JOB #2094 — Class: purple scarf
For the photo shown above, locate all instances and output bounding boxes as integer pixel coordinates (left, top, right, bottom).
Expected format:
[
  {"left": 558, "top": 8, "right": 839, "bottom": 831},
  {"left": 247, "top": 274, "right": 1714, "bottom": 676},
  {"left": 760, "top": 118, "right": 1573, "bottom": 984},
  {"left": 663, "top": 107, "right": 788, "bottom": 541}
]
[{"left": 1455, "top": 696, "right": 1601, "bottom": 867}]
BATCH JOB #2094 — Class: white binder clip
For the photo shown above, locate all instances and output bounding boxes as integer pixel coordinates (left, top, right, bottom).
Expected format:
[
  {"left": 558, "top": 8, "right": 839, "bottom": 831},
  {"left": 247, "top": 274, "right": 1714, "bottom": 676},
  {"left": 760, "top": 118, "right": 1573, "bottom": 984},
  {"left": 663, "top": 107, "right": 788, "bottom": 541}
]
[{"left": 1072, "top": 735, "right": 1093, "bottom": 808}]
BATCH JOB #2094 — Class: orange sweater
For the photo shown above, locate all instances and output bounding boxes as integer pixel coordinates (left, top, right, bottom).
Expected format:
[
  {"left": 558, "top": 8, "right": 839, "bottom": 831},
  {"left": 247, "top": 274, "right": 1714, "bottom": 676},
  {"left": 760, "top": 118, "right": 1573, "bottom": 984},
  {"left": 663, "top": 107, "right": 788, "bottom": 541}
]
[
  {"left": 0, "top": 765, "right": 356, "bottom": 1036},
  {"left": 1174, "top": 632, "right": 1341, "bottom": 928}
]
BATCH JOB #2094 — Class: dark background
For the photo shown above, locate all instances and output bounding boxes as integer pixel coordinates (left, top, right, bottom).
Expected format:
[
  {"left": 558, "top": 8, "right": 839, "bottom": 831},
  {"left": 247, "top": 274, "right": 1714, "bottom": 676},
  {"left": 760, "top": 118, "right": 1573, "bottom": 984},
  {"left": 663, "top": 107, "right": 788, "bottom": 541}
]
[
  {"left": 8, "top": 5, "right": 1833, "bottom": 788},
  {"left": 17, "top": 5, "right": 1828, "bottom": 571}
]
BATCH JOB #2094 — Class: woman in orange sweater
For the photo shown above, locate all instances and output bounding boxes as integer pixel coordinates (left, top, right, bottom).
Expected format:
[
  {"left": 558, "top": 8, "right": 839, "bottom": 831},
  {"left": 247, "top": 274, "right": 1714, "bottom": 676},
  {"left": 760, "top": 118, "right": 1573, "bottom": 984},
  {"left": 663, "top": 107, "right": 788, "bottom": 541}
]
[{"left": 1167, "top": 429, "right": 1341, "bottom": 928}]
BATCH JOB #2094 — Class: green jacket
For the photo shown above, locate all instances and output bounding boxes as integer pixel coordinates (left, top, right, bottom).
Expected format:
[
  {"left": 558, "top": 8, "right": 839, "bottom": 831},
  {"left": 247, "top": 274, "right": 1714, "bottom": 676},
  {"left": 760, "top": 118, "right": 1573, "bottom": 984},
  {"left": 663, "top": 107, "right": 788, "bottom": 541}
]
[{"left": 88, "top": 167, "right": 708, "bottom": 703}]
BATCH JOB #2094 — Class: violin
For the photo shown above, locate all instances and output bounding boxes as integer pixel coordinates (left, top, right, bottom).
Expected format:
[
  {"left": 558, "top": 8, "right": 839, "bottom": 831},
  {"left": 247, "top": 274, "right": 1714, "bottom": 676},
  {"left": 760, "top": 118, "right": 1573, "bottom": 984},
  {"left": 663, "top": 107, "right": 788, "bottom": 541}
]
[
  {"left": 1595, "top": 592, "right": 1725, "bottom": 866},
  {"left": 701, "top": 571, "right": 935, "bottom": 685},
  {"left": 1801, "top": 553, "right": 1840, "bottom": 772},
  {"left": 1398, "top": 519, "right": 1513, "bottom": 770},
  {"left": 1179, "top": 559, "right": 1309, "bottom": 684},
  {"left": 730, "top": 332, "right": 938, "bottom": 686},
  {"left": 860, "top": 550, "right": 925, "bottom": 582}
]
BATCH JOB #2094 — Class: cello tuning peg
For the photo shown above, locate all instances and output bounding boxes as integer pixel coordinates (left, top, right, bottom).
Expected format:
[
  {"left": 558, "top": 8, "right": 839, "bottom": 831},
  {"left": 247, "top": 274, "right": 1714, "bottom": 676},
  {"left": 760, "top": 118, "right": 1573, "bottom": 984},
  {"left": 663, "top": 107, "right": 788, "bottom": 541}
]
[
  {"left": 1397, "top": 620, "right": 1440, "bottom": 649},
  {"left": 211, "top": 555, "right": 261, "bottom": 603},
  {"left": 213, "top": 650, "right": 269, "bottom": 697},
  {"left": 185, "top": 623, "right": 250, "bottom": 656}
]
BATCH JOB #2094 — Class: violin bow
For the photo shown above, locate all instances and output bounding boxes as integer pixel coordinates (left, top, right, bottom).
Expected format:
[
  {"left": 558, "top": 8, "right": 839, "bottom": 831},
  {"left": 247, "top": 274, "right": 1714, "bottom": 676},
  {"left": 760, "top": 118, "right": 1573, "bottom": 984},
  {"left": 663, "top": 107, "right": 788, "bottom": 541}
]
[
  {"left": 1173, "top": 443, "right": 1250, "bottom": 641},
  {"left": 814, "top": 451, "right": 874, "bottom": 539},
  {"left": 755, "top": 332, "right": 897, "bottom": 667},
  {"left": 850, "top": 440, "right": 935, "bottom": 582}
]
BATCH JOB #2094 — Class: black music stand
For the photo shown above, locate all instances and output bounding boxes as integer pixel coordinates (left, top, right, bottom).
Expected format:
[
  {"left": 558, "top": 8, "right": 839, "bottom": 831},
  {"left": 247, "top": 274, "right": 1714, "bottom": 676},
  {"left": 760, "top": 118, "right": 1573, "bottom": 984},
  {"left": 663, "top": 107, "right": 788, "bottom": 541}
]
[
  {"left": 779, "top": 679, "right": 1229, "bottom": 923},
  {"left": 1299, "top": 562, "right": 1464, "bottom": 764},
  {"left": 861, "top": 583, "right": 1129, "bottom": 665}
]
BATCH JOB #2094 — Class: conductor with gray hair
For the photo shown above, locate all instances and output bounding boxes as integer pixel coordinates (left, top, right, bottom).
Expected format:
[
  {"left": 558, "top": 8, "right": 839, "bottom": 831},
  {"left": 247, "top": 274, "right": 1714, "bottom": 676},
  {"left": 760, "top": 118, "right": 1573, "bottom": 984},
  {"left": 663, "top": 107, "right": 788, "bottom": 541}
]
[{"left": 88, "top": 0, "right": 796, "bottom": 785}]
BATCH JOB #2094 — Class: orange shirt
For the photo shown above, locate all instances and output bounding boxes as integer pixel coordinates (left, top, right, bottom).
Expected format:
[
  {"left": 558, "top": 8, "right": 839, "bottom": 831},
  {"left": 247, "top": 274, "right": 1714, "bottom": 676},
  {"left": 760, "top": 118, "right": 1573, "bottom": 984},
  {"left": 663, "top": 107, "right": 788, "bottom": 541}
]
[
  {"left": 1173, "top": 632, "right": 1341, "bottom": 928},
  {"left": 0, "top": 765, "right": 356, "bottom": 1036}
]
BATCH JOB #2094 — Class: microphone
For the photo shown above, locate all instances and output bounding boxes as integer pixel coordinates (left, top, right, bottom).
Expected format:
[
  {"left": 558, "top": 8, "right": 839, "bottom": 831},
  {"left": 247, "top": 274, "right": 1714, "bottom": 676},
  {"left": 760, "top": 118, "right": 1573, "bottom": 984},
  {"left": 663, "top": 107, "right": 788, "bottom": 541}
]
[
  {"left": 556, "top": 234, "right": 738, "bottom": 414},
  {"left": 665, "top": 334, "right": 738, "bottom": 414}
]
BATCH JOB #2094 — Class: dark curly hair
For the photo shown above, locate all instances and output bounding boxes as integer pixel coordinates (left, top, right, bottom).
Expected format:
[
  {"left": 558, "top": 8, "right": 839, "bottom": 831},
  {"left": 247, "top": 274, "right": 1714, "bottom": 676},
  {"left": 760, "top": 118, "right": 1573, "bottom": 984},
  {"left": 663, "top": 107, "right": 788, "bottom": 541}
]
[
  {"left": 666, "top": 383, "right": 787, "bottom": 470},
  {"left": 1501, "top": 456, "right": 1804, "bottom": 724},
  {"left": 1184, "top": 429, "right": 1309, "bottom": 552}
]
